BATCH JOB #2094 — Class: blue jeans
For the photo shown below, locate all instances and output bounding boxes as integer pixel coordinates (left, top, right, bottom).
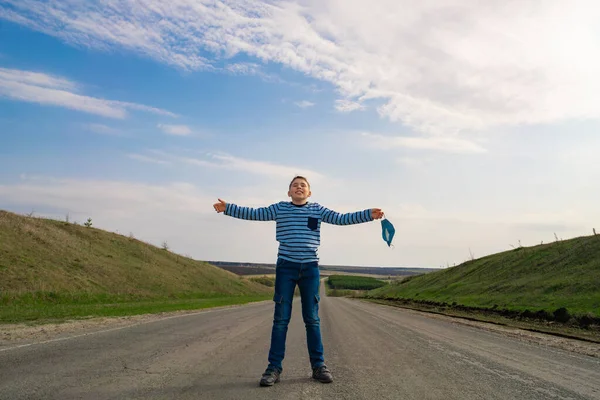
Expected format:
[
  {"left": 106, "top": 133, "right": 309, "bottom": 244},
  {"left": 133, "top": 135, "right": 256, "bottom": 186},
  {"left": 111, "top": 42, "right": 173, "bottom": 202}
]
[{"left": 267, "top": 258, "right": 325, "bottom": 372}]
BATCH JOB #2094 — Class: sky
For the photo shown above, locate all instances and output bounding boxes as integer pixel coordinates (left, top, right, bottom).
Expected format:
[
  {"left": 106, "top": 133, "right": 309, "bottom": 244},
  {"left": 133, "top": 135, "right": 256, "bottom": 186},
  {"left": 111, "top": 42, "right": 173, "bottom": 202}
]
[{"left": 1, "top": 0, "right": 599, "bottom": 268}]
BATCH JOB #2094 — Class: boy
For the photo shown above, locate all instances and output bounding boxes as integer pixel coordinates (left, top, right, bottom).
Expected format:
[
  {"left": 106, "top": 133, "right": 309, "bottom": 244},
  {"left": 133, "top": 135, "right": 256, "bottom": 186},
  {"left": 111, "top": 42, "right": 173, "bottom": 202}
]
[{"left": 213, "top": 176, "right": 384, "bottom": 386}]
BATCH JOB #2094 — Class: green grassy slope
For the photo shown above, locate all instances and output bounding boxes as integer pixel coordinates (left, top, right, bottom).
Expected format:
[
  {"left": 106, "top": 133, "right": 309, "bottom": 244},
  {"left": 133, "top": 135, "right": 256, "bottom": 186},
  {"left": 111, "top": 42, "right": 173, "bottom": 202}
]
[
  {"left": 0, "top": 210, "right": 271, "bottom": 304},
  {"left": 368, "top": 235, "right": 600, "bottom": 317}
]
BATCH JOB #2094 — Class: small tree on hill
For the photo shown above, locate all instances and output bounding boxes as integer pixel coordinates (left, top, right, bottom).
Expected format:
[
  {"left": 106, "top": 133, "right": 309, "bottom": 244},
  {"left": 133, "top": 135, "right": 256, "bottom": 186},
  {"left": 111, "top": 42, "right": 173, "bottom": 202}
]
[
  {"left": 84, "top": 218, "right": 93, "bottom": 228},
  {"left": 553, "top": 307, "right": 571, "bottom": 323}
]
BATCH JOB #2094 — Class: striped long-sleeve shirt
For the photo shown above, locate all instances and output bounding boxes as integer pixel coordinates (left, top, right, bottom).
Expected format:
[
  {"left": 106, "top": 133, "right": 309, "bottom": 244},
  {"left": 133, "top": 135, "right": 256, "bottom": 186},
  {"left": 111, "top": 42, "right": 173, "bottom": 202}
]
[{"left": 225, "top": 201, "right": 373, "bottom": 263}]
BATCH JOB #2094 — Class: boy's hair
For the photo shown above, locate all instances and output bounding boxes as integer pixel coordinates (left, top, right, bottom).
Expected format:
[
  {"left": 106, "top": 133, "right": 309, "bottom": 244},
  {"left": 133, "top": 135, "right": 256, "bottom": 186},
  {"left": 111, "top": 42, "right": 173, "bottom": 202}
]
[{"left": 289, "top": 175, "right": 310, "bottom": 189}]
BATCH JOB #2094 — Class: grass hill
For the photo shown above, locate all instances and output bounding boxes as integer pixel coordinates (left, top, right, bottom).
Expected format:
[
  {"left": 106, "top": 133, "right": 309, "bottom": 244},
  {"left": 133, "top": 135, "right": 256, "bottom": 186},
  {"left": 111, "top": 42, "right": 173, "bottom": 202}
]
[
  {"left": 0, "top": 210, "right": 271, "bottom": 323},
  {"left": 368, "top": 235, "right": 600, "bottom": 325}
]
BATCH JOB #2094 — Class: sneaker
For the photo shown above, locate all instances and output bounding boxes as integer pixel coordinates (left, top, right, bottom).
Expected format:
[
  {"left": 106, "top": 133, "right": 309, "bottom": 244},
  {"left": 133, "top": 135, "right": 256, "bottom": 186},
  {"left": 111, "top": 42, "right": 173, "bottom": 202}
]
[
  {"left": 259, "top": 368, "right": 281, "bottom": 387},
  {"left": 312, "top": 365, "right": 333, "bottom": 383}
]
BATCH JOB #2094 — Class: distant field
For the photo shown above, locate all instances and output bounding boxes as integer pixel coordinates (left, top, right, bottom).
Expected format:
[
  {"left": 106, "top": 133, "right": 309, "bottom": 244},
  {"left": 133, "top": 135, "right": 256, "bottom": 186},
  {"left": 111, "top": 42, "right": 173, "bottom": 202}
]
[
  {"left": 216, "top": 265, "right": 276, "bottom": 275},
  {"left": 321, "top": 265, "right": 438, "bottom": 276},
  {"left": 212, "top": 261, "right": 437, "bottom": 277},
  {"left": 320, "top": 271, "right": 408, "bottom": 282},
  {"left": 327, "top": 275, "right": 387, "bottom": 291}
]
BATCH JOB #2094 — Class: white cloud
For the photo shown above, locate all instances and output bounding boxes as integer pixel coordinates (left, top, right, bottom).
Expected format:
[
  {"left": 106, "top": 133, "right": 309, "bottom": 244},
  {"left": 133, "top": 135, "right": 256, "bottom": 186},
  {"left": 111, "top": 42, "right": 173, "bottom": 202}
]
[
  {"left": 84, "top": 123, "right": 121, "bottom": 135},
  {"left": 127, "top": 153, "right": 171, "bottom": 164},
  {"left": 395, "top": 157, "right": 428, "bottom": 168},
  {"left": 225, "top": 62, "right": 262, "bottom": 76},
  {"left": 205, "top": 153, "right": 325, "bottom": 181},
  {"left": 0, "top": 67, "right": 76, "bottom": 91},
  {"left": 0, "top": 67, "right": 177, "bottom": 118},
  {"left": 157, "top": 124, "right": 192, "bottom": 136},
  {"left": 362, "top": 132, "right": 487, "bottom": 154},
  {"left": 295, "top": 100, "right": 315, "bottom": 108},
  {"left": 129, "top": 149, "right": 325, "bottom": 181},
  {"left": 113, "top": 102, "right": 177, "bottom": 117},
  {"left": 335, "top": 99, "right": 365, "bottom": 113},
  {"left": 0, "top": 176, "right": 210, "bottom": 216},
  {"left": 3, "top": 1, "right": 599, "bottom": 135},
  {"left": 224, "top": 62, "right": 288, "bottom": 84}
]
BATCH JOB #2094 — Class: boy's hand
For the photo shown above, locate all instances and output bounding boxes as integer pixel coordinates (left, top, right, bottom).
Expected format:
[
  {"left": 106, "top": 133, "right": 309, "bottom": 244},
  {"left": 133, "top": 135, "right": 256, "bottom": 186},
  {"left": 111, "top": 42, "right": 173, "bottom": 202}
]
[
  {"left": 213, "top": 199, "right": 227, "bottom": 213},
  {"left": 371, "top": 208, "right": 384, "bottom": 220}
]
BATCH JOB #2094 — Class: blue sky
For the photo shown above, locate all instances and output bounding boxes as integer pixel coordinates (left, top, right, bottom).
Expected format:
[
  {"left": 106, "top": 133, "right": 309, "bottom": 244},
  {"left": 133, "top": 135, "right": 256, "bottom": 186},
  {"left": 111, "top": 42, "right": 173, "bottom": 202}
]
[{"left": 1, "top": 0, "right": 599, "bottom": 268}]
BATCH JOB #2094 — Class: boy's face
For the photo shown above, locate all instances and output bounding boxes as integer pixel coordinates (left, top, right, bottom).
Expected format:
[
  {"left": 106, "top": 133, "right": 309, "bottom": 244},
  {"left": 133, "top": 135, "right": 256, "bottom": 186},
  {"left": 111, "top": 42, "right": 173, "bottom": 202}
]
[{"left": 288, "top": 178, "right": 311, "bottom": 204}]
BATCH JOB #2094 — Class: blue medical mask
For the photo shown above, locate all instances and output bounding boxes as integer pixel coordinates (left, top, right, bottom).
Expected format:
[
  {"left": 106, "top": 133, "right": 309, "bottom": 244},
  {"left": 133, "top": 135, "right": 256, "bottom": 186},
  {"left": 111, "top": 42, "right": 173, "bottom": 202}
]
[{"left": 381, "top": 218, "right": 395, "bottom": 247}]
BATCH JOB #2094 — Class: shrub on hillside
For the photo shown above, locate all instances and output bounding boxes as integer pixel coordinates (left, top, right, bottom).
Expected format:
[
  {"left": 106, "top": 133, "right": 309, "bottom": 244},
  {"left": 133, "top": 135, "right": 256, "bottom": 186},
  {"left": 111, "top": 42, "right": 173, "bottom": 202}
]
[
  {"left": 578, "top": 313, "right": 598, "bottom": 328},
  {"left": 553, "top": 307, "right": 571, "bottom": 323},
  {"left": 534, "top": 310, "right": 553, "bottom": 321},
  {"left": 521, "top": 309, "right": 535, "bottom": 319}
]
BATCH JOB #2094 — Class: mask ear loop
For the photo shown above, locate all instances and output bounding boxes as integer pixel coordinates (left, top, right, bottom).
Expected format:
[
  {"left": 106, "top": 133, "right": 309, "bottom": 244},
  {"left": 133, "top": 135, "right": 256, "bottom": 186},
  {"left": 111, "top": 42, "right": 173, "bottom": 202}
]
[{"left": 388, "top": 238, "right": 395, "bottom": 250}]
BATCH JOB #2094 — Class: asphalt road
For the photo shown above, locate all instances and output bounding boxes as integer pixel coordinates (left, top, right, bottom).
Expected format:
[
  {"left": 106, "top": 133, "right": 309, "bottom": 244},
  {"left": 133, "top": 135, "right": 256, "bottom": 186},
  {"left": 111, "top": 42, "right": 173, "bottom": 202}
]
[{"left": 1, "top": 287, "right": 599, "bottom": 400}]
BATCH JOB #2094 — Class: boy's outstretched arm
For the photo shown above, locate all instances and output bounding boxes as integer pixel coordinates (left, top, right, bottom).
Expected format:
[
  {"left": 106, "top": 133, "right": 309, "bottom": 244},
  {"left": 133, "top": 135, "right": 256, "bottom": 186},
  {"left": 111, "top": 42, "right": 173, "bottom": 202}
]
[
  {"left": 213, "top": 198, "right": 277, "bottom": 221},
  {"left": 320, "top": 206, "right": 384, "bottom": 225}
]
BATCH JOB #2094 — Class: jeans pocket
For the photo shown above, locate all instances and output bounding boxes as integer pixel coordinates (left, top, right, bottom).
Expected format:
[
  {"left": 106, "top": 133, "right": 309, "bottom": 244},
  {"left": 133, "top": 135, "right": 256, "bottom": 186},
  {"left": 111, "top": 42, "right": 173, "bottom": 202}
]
[
  {"left": 313, "top": 294, "right": 320, "bottom": 316},
  {"left": 305, "top": 293, "right": 320, "bottom": 323}
]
